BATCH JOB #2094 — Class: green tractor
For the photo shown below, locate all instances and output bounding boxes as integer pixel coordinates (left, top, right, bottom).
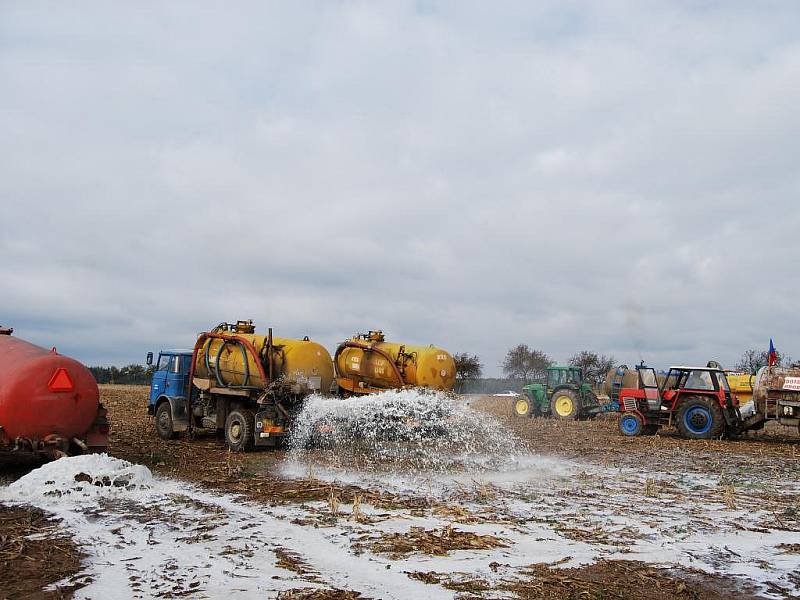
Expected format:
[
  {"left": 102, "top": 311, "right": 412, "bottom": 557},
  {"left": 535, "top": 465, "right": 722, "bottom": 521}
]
[{"left": 514, "top": 366, "right": 602, "bottom": 420}]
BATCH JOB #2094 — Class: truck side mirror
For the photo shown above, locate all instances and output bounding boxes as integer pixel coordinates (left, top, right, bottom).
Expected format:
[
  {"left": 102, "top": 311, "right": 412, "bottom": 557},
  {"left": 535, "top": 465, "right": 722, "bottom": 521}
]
[{"left": 146, "top": 352, "right": 153, "bottom": 366}]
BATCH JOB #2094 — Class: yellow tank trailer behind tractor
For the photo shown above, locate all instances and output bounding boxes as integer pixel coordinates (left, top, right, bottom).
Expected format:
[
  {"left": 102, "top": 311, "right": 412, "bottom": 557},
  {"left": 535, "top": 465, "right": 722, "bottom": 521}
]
[
  {"left": 334, "top": 331, "right": 456, "bottom": 394},
  {"left": 725, "top": 371, "right": 755, "bottom": 406}
]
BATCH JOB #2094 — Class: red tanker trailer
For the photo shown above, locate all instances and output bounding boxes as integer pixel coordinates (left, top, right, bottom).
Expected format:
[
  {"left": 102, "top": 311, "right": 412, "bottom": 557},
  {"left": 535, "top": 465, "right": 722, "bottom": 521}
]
[{"left": 0, "top": 327, "right": 109, "bottom": 459}]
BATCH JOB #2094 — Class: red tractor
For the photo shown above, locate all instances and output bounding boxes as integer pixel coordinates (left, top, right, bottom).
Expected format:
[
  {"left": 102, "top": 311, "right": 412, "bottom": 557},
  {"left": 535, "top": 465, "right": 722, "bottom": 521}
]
[{"left": 618, "top": 364, "right": 741, "bottom": 439}]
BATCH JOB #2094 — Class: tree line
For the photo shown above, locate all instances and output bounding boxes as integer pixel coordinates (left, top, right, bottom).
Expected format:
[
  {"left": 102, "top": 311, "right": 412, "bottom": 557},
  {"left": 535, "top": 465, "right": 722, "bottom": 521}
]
[{"left": 88, "top": 364, "right": 155, "bottom": 385}]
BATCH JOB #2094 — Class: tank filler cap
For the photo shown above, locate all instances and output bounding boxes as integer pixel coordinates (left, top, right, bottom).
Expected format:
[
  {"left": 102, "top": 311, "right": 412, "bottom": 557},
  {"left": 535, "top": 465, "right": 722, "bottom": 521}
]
[
  {"left": 234, "top": 320, "right": 256, "bottom": 334},
  {"left": 48, "top": 368, "right": 74, "bottom": 392}
]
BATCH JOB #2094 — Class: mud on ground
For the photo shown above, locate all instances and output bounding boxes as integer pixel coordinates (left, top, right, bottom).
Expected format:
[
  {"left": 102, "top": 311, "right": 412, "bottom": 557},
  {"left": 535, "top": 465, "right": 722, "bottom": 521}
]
[
  {"left": 0, "top": 505, "right": 88, "bottom": 600},
  {"left": 1, "top": 385, "right": 799, "bottom": 599}
]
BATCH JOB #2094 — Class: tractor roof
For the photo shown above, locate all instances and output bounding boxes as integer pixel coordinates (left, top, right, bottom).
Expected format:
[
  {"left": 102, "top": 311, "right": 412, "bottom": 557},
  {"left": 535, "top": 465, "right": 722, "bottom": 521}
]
[{"left": 668, "top": 366, "right": 724, "bottom": 372}]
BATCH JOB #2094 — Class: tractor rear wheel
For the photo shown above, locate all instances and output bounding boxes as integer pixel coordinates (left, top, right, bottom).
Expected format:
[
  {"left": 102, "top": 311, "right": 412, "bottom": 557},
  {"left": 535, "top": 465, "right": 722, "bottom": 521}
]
[
  {"left": 550, "top": 389, "right": 581, "bottom": 420},
  {"left": 619, "top": 413, "right": 644, "bottom": 436},
  {"left": 225, "top": 409, "right": 255, "bottom": 452},
  {"left": 676, "top": 396, "right": 725, "bottom": 440},
  {"left": 513, "top": 397, "right": 532, "bottom": 418}
]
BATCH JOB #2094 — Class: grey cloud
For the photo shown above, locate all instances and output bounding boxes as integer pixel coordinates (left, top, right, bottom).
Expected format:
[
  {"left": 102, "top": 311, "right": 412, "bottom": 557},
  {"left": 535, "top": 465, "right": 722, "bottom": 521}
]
[{"left": 1, "top": 1, "right": 799, "bottom": 372}]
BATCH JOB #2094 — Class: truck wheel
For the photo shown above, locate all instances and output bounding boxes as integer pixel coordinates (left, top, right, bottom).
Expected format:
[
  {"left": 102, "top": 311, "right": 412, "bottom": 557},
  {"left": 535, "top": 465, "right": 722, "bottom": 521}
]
[
  {"left": 155, "top": 402, "right": 176, "bottom": 440},
  {"left": 225, "top": 409, "right": 255, "bottom": 452},
  {"left": 619, "top": 413, "right": 644, "bottom": 436},
  {"left": 676, "top": 396, "right": 725, "bottom": 440},
  {"left": 513, "top": 397, "right": 532, "bottom": 417},
  {"left": 550, "top": 389, "right": 581, "bottom": 420}
]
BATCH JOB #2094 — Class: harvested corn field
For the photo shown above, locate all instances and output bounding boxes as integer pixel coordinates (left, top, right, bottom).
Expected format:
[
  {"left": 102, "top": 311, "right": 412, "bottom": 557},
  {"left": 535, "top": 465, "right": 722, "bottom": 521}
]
[{"left": 1, "top": 385, "right": 799, "bottom": 599}]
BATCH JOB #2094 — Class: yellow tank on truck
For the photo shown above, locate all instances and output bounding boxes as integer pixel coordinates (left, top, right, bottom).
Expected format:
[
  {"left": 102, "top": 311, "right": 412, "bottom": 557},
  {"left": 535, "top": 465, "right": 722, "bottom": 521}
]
[
  {"left": 334, "top": 331, "right": 456, "bottom": 394},
  {"left": 194, "top": 321, "right": 334, "bottom": 395}
]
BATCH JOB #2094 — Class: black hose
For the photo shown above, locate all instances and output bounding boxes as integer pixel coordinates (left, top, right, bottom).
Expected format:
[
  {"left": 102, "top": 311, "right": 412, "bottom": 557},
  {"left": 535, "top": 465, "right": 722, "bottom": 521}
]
[{"left": 200, "top": 337, "right": 261, "bottom": 390}]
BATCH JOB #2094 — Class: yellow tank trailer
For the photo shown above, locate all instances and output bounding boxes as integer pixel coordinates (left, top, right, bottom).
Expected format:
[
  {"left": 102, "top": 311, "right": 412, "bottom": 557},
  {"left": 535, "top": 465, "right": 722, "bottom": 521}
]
[
  {"left": 725, "top": 371, "right": 755, "bottom": 405},
  {"left": 194, "top": 321, "right": 334, "bottom": 395},
  {"left": 334, "top": 331, "right": 456, "bottom": 394}
]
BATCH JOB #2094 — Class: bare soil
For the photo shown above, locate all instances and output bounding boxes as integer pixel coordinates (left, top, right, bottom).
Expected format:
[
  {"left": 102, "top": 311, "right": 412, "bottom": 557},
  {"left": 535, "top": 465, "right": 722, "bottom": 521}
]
[
  {"left": 2, "top": 385, "right": 799, "bottom": 599},
  {"left": 0, "top": 505, "right": 89, "bottom": 600}
]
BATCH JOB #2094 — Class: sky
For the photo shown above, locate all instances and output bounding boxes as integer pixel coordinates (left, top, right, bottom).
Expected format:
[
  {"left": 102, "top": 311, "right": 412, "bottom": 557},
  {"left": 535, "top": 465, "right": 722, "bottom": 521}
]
[{"left": 1, "top": 1, "right": 799, "bottom": 376}]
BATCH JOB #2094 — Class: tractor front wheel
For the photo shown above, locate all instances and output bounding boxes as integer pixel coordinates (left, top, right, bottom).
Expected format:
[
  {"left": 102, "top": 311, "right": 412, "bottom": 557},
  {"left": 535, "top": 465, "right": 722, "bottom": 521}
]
[
  {"left": 619, "top": 413, "right": 644, "bottom": 436},
  {"left": 225, "top": 409, "right": 255, "bottom": 452},
  {"left": 676, "top": 396, "right": 725, "bottom": 440},
  {"left": 513, "top": 397, "right": 532, "bottom": 418},
  {"left": 550, "top": 389, "right": 581, "bottom": 420}
]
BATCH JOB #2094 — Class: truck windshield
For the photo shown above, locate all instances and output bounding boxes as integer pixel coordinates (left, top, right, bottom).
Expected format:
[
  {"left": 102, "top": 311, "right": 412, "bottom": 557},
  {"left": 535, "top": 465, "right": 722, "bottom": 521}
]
[{"left": 157, "top": 354, "right": 172, "bottom": 371}]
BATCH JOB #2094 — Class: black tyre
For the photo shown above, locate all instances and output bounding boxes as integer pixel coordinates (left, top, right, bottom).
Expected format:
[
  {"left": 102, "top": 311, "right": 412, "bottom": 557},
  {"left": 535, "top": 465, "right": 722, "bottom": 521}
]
[
  {"left": 550, "top": 389, "right": 581, "bottom": 420},
  {"left": 676, "top": 396, "right": 725, "bottom": 440},
  {"left": 224, "top": 409, "right": 255, "bottom": 452},
  {"left": 155, "top": 401, "right": 176, "bottom": 440}
]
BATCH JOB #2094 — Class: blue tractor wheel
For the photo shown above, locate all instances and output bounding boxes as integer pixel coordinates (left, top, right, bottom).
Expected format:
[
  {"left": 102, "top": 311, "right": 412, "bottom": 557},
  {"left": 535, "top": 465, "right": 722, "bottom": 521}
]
[
  {"left": 675, "top": 396, "right": 725, "bottom": 440},
  {"left": 683, "top": 406, "right": 712, "bottom": 435},
  {"left": 619, "top": 413, "right": 644, "bottom": 436}
]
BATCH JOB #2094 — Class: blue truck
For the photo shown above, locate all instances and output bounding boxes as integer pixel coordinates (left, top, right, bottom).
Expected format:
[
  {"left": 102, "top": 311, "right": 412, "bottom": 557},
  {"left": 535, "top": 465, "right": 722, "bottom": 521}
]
[
  {"left": 146, "top": 349, "right": 194, "bottom": 439},
  {"left": 147, "top": 346, "right": 291, "bottom": 452},
  {"left": 145, "top": 321, "right": 334, "bottom": 452}
]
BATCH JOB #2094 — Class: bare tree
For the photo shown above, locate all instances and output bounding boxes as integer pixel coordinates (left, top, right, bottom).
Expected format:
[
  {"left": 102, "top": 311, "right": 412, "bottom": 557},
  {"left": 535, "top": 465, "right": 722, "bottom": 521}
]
[
  {"left": 568, "top": 350, "right": 615, "bottom": 385},
  {"left": 453, "top": 353, "right": 483, "bottom": 392},
  {"left": 502, "top": 344, "right": 553, "bottom": 382},
  {"left": 734, "top": 348, "right": 793, "bottom": 373}
]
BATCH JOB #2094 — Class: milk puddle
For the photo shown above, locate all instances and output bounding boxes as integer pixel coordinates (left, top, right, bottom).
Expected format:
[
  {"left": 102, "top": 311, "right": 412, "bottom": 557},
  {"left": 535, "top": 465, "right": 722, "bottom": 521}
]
[{"left": 0, "top": 454, "right": 453, "bottom": 600}]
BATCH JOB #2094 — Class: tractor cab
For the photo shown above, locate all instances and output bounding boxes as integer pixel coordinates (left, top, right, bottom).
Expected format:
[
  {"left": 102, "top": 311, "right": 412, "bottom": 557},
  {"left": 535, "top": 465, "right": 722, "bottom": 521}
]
[
  {"left": 547, "top": 366, "right": 584, "bottom": 390},
  {"left": 660, "top": 367, "right": 734, "bottom": 409},
  {"left": 637, "top": 366, "right": 661, "bottom": 410}
]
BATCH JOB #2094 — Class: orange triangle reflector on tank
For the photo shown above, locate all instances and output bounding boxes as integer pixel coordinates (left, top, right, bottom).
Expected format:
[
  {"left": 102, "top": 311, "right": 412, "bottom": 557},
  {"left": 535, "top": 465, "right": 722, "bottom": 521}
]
[{"left": 48, "top": 367, "right": 74, "bottom": 392}]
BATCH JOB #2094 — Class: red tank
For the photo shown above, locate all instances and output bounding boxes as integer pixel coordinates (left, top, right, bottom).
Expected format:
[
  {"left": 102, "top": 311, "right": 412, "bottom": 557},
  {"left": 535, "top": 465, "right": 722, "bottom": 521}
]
[{"left": 0, "top": 329, "right": 108, "bottom": 457}]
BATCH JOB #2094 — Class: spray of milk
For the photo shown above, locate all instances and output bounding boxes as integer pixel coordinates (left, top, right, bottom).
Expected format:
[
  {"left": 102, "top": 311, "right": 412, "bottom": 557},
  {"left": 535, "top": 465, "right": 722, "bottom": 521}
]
[{"left": 288, "top": 388, "right": 528, "bottom": 474}]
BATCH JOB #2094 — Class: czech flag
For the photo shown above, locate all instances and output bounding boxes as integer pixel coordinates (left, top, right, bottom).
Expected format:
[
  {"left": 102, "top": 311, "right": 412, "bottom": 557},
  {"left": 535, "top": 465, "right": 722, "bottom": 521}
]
[{"left": 768, "top": 338, "right": 777, "bottom": 367}]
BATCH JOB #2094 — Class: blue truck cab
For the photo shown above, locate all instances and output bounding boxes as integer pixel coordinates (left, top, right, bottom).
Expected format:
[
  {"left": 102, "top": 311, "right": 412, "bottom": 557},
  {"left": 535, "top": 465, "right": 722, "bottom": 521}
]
[{"left": 146, "top": 350, "right": 194, "bottom": 439}]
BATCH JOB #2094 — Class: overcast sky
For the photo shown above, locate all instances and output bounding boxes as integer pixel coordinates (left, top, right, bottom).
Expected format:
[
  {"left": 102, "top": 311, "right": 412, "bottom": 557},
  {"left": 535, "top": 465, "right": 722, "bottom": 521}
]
[{"left": 2, "top": 2, "right": 799, "bottom": 375}]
